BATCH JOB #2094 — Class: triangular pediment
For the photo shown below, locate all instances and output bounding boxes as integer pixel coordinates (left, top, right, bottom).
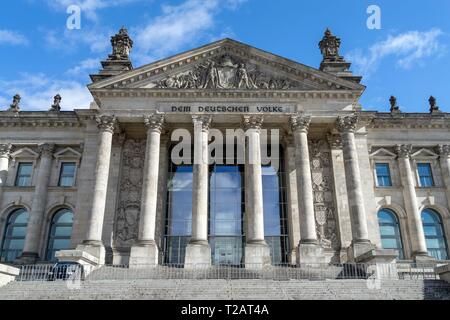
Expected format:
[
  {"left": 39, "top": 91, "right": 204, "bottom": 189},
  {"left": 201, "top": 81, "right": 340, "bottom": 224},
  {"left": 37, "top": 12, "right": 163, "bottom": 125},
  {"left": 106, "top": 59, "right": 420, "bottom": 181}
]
[
  {"left": 54, "top": 147, "right": 82, "bottom": 159},
  {"left": 370, "top": 148, "right": 397, "bottom": 159},
  {"left": 10, "top": 147, "right": 39, "bottom": 159},
  {"left": 411, "top": 148, "right": 439, "bottom": 159},
  {"left": 89, "top": 38, "right": 364, "bottom": 92}
]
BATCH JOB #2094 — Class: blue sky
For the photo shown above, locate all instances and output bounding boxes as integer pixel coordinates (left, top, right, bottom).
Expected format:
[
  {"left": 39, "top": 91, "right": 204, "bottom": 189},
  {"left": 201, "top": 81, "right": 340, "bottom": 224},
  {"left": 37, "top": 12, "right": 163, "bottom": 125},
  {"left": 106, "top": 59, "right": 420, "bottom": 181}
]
[{"left": 0, "top": 0, "right": 449, "bottom": 112}]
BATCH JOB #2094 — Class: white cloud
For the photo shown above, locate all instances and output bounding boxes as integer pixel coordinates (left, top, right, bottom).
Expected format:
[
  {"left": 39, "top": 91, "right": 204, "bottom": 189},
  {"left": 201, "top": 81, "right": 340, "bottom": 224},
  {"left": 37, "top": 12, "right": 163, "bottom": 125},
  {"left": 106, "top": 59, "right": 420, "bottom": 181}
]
[
  {"left": 0, "top": 29, "right": 29, "bottom": 46},
  {"left": 0, "top": 73, "right": 93, "bottom": 111},
  {"left": 44, "top": 27, "right": 111, "bottom": 53},
  {"left": 66, "top": 58, "right": 100, "bottom": 76},
  {"left": 347, "top": 28, "right": 446, "bottom": 78},
  {"left": 133, "top": 0, "right": 247, "bottom": 64}
]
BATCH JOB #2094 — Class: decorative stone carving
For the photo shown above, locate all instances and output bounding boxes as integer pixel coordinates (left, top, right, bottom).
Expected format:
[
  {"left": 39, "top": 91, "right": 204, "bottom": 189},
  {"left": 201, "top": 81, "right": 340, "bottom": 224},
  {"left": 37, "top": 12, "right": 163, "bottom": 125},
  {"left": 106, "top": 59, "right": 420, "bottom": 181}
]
[
  {"left": 50, "top": 94, "right": 62, "bottom": 112},
  {"left": 153, "top": 54, "right": 298, "bottom": 90},
  {"left": 114, "top": 139, "right": 146, "bottom": 247},
  {"left": 192, "top": 115, "right": 212, "bottom": 131},
  {"left": 96, "top": 115, "right": 116, "bottom": 133},
  {"left": 144, "top": 113, "right": 165, "bottom": 133},
  {"left": 242, "top": 115, "right": 264, "bottom": 131},
  {"left": 438, "top": 145, "right": 450, "bottom": 157},
  {"left": 336, "top": 114, "right": 358, "bottom": 133},
  {"left": 109, "top": 27, "right": 133, "bottom": 61},
  {"left": 290, "top": 115, "right": 311, "bottom": 133},
  {"left": 389, "top": 96, "right": 400, "bottom": 113},
  {"left": 319, "top": 29, "right": 343, "bottom": 62},
  {"left": 309, "top": 140, "right": 339, "bottom": 253},
  {"left": 0, "top": 144, "right": 12, "bottom": 158},
  {"left": 8, "top": 94, "right": 21, "bottom": 112},
  {"left": 326, "top": 134, "right": 342, "bottom": 149},
  {"left": 395, "top": 144, "right": 412, "bottom": 158},
  {"left": 429, "top": 96, "right": 441, "bottom": 113},
  {"left": 38, "top": 143, "right": 55, "bottom": 157}
]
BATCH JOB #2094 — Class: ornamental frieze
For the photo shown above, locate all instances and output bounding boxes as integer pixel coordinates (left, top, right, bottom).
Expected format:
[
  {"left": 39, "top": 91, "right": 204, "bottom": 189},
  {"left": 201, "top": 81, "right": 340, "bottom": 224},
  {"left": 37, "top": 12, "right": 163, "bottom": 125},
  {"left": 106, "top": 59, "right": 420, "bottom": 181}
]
[{"left": 152, "top": 54, "right": 301, "bottom": 90}]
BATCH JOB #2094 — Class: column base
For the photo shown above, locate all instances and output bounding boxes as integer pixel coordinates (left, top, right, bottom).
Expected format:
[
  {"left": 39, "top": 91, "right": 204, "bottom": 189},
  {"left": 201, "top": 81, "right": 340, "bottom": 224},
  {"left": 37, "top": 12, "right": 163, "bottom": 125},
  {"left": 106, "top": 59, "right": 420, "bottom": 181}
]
[
  {"left": 355, "top": 249, "right": 399, "bottom": 280},
  {"left": 347, "top": 240, "right": 376, "bottom": 262},
  {"left": 245, "top": 241, "right": 271, "bottom": 269},
  {"left": 413, "top": 251, "right": 435, "bottom": 265},
  {"left": 67, "top": 242, "right": 106, "bottom": 266},
  {"left": 184, "top": 241, "right": 211, "bottom": 268},
  {"left": 55, "top": 249, "right": 100, "bottom": 276},
  {"left": 129, "top": 240, "right": 159, "bottom": 267},
  {"left": 15, "top": 252, "right": 39, "bottom": 265},
  {"left": 296, "top": 242, "right": 327, "bottom": 265}
]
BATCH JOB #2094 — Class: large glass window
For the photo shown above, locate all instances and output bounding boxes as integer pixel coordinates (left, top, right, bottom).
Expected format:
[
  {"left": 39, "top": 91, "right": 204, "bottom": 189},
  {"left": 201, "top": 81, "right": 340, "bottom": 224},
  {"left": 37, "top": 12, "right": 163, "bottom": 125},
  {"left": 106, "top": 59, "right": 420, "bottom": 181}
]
[
  {"left": 46, "top": 209, "right": 73, "bottom": 261},
  {"left": 422, "top": 209, "right": 448, "bottom": 260},
  {"left": 417, "top": 163, "right": 434, "bottom": 187},
  {"left": 377, "top": 209, "right": 404, "bottom": 259},
  {"left": 0, "top": 208, "right": 29, "bottom": 262},
  {"left": 263, "top": 163, "right": 289, "bottom": 265},
  {"left": 58, "top": 162, "right": 77, "bottom": 187},
  {"left": 375, "top": 163, "right": 392, "bottom": 187},
  {"left": 209, "top": 165, "right": 244, "bottom": 266},
  {"left": 164, "top": 165, "right": 193, "bottom": 264},
  {"left": 15, "top": 163, "right": 33, "bottom": 187}
]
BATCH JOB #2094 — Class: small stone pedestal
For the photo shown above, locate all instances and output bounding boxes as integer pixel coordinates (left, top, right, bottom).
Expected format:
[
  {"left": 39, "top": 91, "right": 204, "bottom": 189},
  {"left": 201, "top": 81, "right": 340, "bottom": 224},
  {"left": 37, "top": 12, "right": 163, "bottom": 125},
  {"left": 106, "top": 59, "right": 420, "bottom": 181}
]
[
  {"left": 296, "top": 242, "right": 327, "bottom": 265},
  {"left": 435, "top": 264, "right": 450, "bottom": 283},
  {"left": 129, "top": 241, "right": 159, "bottom": 267},
  {"left": 0, "top": 264, "right": 19, "bottom": 287},
  {"left": 347, "top": 240, "right": 376, "bottom": 262},
  {"left": 55, "top": 250, "right": 100, "bottom": 276},
  {"left": 413, "top": 253, "right": 436, "bottom": 266},
  {"left": 245, "top": 242, "right": 271, "bottom": 270},
  {"left": 355, "top": 249, "right": 399, "bottom": 280},
  {"left": 184, "top": 241, "right": 211, "bottom": 269}
]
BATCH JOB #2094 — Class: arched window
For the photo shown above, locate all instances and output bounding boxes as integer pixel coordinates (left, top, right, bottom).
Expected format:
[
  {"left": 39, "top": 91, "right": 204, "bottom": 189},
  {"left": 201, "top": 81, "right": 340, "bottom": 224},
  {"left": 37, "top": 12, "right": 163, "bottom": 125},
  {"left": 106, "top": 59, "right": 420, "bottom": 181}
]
[
  {"left": 378, "top": 209, "right": 404, "bottom": 259},
  {"left": 422, "top": 209, "right": 448, "bottom": 260},
  {"left": 0, "top": 208, "right": 29, "bottom": 262},
  {"left": 46, "top": 209, "right": 73, "bottom": 261}
]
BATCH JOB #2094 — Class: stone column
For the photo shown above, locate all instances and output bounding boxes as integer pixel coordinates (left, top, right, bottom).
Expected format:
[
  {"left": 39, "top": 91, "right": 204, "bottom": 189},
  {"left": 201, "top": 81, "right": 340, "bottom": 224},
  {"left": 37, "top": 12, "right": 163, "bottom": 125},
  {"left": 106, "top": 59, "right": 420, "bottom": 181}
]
[
  {"left": 77, "top": 115, "right": 116, "bottom": 264},
  {"left": 290, "top": 115, "right": 325, "bottom": 264},
  {"left": 396, "top": 144, "right": 429, "bottom": 260},
  {"left": 336, "top": 115, "right": 374, "bottom": 260},
  {"left": 185, "top": 115, "right": 212, "bottom": 267},
  {"left": 438, "top": 145, "right": 450, "bottom": 210},
  {"left": 0, "top": 144, "right": 12, "bottom": 206},
  {"left": 130, "top": 113, "right": 165, "bottom": 266},
  {"left": 243, "top": 115, "right": 271, "bottom": 268},
  {"left": 19, "top": 144, "right": 55, "bottom": 263}
]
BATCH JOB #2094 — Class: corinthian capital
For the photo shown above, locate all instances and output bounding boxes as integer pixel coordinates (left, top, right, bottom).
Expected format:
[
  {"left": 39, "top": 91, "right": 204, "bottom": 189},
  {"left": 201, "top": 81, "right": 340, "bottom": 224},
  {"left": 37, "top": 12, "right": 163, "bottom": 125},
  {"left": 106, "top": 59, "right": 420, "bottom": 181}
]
[
  {"left": 395, "top": 144, "right": 412, "bottom": 158},
  {"left": 336, "top": 114, "right": 358, "bottom": 133},
  {"left": 39, "top": 143, "right": 55, "bottom": 157},
  {"left": 192, "top": 115, "right": 212, "bottom": 132},
  {"left": 290, "top": 114, "right": 311, "bottom": 133},
  {"left": 144, "top": 113, "right": 165, "bottom": 133},
  {"left": 437, "top": 145, "right": 450, "bottom": 157},
  {"left": 0, "top": 144, "right": 12, "bottom": 158},
  {"left": 96, "top": 115, "right": 116, "bottom": 133},
  {"left": 243, "top": 115, "right": 264, "bottom": 131}
]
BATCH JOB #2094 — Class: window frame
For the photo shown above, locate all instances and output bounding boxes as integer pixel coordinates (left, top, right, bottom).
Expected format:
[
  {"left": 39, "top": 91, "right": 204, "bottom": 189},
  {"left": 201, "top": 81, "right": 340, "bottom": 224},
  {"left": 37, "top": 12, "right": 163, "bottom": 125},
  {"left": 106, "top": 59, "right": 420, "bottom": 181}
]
[
  {"left": 14, "top": 162, "right": 34, "bottom": 187},
  {"left": 0, "top": 208, "right": 29, "bottom": 263},
  {"left": 58, "top": 162, "right": 77, "bottom": 187},
  {"left": 416, "top": 162, "right": 435, "bottom": 188},
  {"left": 375, "top": 163, "right": 393, "bottom": 187},
  {"left": 377, "top": 208, "right": 405, "bottom": 260},
  {"left": 45, "top": 208, "right": 74, "bottom": 262},
  {"left": 421, "top": 208, "right": 449, "bottom": 260}
]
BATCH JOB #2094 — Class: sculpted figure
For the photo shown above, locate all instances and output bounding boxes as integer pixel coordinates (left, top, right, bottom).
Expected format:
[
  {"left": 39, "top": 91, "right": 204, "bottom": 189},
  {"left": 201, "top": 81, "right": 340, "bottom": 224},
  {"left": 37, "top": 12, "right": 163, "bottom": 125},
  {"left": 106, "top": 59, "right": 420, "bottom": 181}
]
[
  {"left": 50, "top": 94, "right": 62, "bottom": 112},
  {"left": 202, "top": 60, "right": 221, "bottom": 89},
  {"left": 237, "top": 63, "right": 256, "bottom": 89},
  {"left": 9, "top": 94, "right": 21, "bottom": 112}
]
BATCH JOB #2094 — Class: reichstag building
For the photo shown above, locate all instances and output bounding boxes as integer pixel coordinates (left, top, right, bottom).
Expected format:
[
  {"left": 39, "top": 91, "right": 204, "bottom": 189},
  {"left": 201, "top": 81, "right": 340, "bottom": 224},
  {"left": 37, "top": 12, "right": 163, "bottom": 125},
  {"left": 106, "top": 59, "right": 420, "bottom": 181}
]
[{"left": 0, "top": 28, "right": 449, "bottom": 268}]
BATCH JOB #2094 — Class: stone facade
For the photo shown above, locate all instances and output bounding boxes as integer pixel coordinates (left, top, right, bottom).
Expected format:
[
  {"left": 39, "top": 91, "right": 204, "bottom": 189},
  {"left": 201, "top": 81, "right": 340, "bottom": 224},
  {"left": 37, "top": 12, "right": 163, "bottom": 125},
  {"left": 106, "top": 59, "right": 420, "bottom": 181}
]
[{"left": 0, "top": 29, "right": 449, "bottom": 267}]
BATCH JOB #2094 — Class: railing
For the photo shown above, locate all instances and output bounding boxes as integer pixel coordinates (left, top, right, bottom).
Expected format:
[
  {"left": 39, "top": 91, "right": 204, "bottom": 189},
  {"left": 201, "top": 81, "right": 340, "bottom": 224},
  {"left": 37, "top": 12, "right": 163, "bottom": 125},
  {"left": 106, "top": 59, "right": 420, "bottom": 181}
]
[{"left": 12, "top": 262, "right": 443, "bottom": 282}]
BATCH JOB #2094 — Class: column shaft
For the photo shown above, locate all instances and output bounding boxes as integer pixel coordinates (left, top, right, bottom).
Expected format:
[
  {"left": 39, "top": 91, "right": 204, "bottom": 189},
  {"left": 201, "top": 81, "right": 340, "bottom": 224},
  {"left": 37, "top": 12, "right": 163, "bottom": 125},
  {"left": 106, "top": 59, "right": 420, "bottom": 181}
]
[
  {"left": 84, "top": 115, "right": 116, "bottom": 244},
  {"left": 0, "top": 144, "right": 11, "bottom": 205},
  {"left": 291, "top": 116, "right": 317, "bottom": 243},
  {"left": 337, "top": 115, "right": 370, "bottom": 243},
  {"left": 21, "top": 144, "right": 54, "bottom": 260},
  {"left": 396, "top": 145, "right": 428, "bottom": 256}
]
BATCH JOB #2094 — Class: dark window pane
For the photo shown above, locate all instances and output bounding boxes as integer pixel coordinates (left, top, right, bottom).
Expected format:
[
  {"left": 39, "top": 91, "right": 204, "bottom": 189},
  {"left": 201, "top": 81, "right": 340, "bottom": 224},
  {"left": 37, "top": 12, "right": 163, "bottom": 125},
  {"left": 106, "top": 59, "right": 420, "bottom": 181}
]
[
  {"left": 15, "top": 163, "right": 33, "bottom": 187},
  {"left": 417, "top": 163, "right": 434, "bottom": 187},
  {"left": 46, "top": 209, "right": 73, "bottom": 261},
  {"left": 421, "top": 209, "right": 448, "bottom": 260},
  {"left": 378, "top": 209, "right": 404, "bottom": 259},
  {"left": 375, "top": 163, "right": 392, "bottom": 187}
]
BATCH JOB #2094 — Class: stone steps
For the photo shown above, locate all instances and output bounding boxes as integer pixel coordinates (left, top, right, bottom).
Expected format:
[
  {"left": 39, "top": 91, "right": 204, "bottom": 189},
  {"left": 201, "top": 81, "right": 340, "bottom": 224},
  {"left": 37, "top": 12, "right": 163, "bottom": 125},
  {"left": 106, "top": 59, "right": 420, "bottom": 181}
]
[{"left": 1, "top": 279, "right": 450, "bottom": 300}]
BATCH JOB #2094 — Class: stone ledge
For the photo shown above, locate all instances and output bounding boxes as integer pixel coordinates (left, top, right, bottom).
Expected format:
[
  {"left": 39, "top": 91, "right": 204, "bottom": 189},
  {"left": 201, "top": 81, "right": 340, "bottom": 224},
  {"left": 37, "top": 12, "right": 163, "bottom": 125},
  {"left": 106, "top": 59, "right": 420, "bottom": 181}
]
[
  {"left": 0, "top": 264, "right": 20, "bottom": 287},
  {"left": 56, "top": 250, "right": 99, "bottom": 266},
  {"left": 355, "top": 249, "right": 398, "bottom": 264},
  {"left": 435, "top": 264, "right": 450, "bottom": 283}
]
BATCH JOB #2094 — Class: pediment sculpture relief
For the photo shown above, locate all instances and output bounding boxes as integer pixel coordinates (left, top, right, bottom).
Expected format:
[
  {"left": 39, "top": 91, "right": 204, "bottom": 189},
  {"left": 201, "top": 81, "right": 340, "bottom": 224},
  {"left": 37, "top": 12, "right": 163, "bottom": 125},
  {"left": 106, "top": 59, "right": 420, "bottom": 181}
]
[{"left": 153, "top": 54, "right": 299, "bottom": 90}]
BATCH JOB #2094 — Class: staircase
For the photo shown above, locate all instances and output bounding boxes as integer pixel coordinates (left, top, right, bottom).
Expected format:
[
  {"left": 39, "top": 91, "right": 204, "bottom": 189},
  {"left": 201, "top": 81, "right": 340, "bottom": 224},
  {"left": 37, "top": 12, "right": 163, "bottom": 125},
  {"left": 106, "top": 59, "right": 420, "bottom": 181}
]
[{"left": 1, "top": 278, "right": 450, "bottom": 300}]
